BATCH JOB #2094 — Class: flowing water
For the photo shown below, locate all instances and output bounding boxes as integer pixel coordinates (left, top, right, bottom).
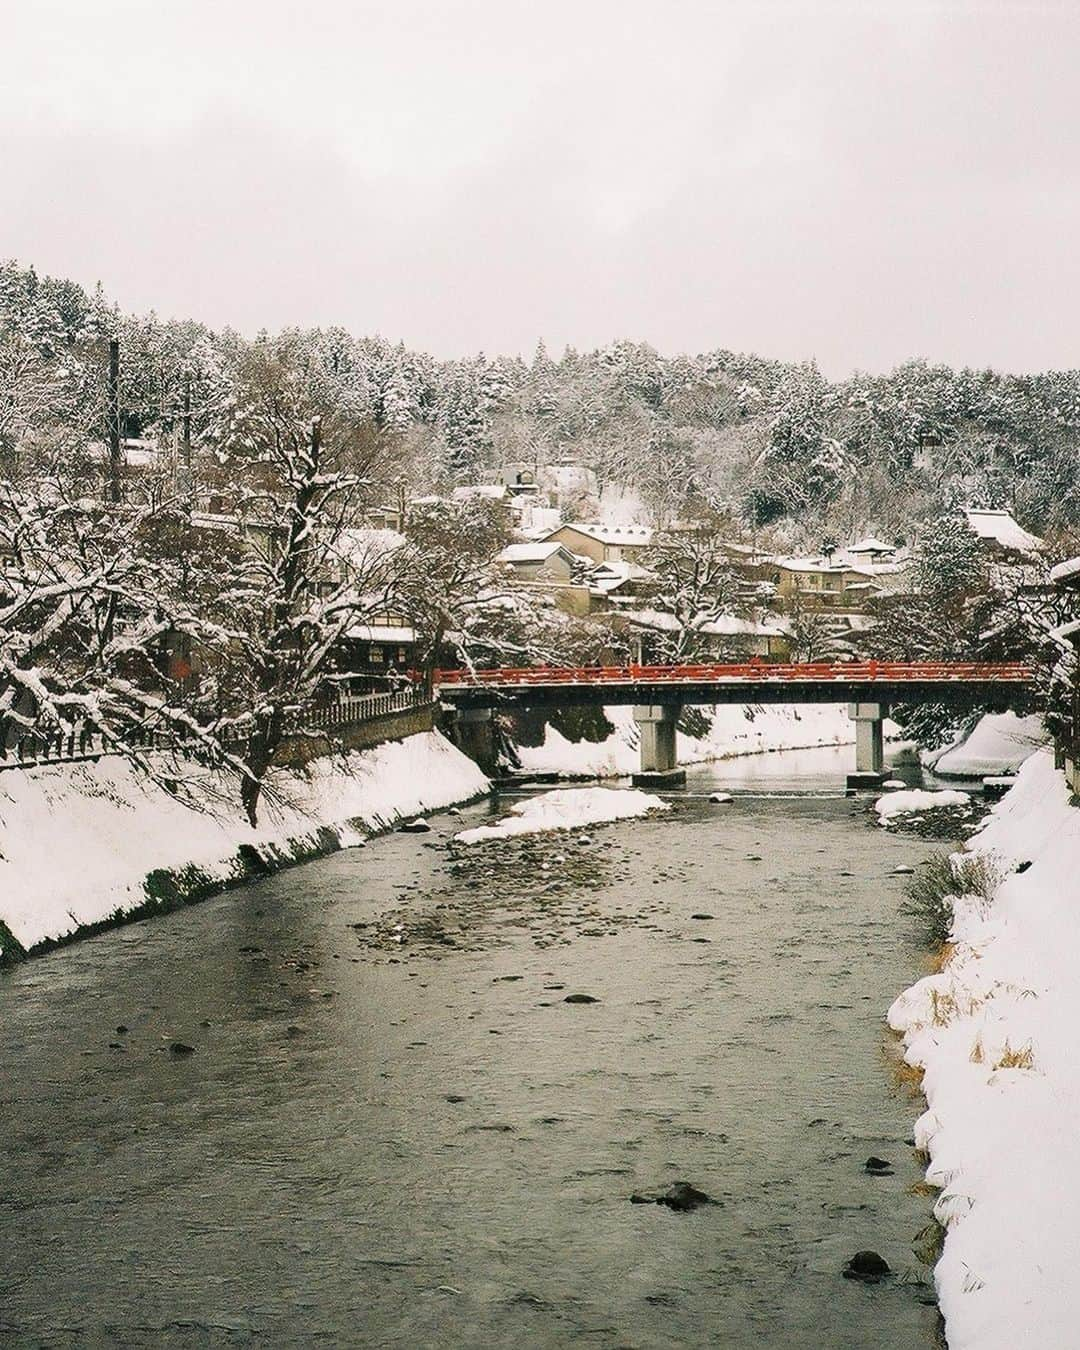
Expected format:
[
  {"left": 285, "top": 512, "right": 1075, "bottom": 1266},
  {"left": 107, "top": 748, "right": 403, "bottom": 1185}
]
[{"left": 0, "top": 746, "right": 943, "bottom": 1348}]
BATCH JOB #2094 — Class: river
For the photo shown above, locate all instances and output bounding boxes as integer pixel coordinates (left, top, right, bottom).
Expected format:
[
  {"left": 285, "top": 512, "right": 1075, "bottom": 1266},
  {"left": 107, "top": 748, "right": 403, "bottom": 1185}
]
[{"left": 0, "top": 746, "right": 943, "bottom": 1348}]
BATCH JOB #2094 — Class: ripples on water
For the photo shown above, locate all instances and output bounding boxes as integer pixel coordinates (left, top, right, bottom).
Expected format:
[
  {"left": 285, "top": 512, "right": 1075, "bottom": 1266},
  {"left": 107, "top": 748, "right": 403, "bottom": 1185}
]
[{"left": 0, "top": 748, "right": 943, "bottom": 1348}]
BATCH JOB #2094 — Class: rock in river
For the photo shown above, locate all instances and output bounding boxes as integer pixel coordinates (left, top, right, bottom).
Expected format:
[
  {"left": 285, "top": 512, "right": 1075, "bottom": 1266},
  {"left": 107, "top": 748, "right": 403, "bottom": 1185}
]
[
  {"left": 399, "top": 818, "right": 432, "bottom": 833},
  {"left": 631, "top": 1182, "right": 718, "bottom": 1212},
  {"left": 842, "top": 1251, "right": 892, "bottom": 1282},
  {"left": 564, "top": 993, "right": 600, "bottom": 1005},
  {"left": 864, "top": 1156, "right": 893, "bottom": 1175}
]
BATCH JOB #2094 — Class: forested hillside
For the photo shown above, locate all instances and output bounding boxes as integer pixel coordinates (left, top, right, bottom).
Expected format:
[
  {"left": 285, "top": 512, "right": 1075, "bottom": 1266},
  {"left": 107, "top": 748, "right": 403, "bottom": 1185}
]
[{"left": 4, "top": 259, "right": 1079, "bottom": 545}]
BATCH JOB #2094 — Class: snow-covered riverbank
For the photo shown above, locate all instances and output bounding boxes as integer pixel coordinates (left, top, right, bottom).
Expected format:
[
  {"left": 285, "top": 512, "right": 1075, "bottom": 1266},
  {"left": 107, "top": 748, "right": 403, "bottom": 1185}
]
[
  {"left": 888, "top": 749, "right": 1080, "bottom": 1349},
  {"left": 0, "top": 731, "right": 489, "bottom": 961},
  {"left": 516, "top": 703, "right": 858, "bottom": 777},
  {"left": 929, "top": 711, "right": 1048, "bottom": 779}
]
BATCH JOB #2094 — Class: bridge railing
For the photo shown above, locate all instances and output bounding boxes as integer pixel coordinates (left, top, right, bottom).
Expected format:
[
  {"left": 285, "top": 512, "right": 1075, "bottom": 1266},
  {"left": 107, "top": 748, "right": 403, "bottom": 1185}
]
[{"left": 432, "top": 660, "right": 1034, "bottom": 688}]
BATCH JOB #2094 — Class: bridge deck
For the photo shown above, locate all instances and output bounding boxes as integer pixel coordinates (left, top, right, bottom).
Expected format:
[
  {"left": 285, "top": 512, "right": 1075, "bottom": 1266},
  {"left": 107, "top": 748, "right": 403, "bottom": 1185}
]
[{"left": 433, "top": 661, "right": 1034, "bottom": 710}]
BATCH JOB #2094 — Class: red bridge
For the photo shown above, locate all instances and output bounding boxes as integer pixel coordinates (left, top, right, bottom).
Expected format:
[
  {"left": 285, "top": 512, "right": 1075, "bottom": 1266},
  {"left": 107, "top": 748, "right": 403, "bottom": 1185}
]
[{"left": 434, "top": 661, "right": 1035, "bottom": 787}]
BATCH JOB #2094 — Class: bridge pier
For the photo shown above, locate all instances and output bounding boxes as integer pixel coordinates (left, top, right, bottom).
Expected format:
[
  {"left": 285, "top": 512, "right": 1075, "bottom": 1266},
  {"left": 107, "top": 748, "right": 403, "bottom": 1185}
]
[
  {"left": 847, "top": 702, "right": 887, "bottom": 789},
  {"left": 631, "top": 704, "right": 686, "bottom": 788},
  {"left": 447, "top": 705, "right": 500, "bottom": 776}
]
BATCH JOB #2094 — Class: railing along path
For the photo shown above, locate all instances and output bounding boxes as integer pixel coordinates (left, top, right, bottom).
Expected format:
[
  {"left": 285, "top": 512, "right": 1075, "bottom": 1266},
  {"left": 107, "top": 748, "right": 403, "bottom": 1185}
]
[{"left": 0, "top": 686, "right": 432, "bottom": 770}]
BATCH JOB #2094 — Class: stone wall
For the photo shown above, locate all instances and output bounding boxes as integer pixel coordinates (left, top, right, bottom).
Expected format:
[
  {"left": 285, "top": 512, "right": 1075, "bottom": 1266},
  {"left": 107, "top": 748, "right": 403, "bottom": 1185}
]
[{"left": 273, "top": 703, "right": 437, "bottom": 768}]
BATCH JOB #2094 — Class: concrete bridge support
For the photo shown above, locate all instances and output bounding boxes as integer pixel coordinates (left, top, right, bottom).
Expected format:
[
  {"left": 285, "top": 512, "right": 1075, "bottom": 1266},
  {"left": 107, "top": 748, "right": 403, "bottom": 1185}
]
[
  {"left": 847, "top": 702, "right": 887, "bottom": 788},
  {"left": 447, "top": 705, "right": 500, "bottom": 776},
  {"left": 632, "top": 704, "right": 686, "bottom": 788}
]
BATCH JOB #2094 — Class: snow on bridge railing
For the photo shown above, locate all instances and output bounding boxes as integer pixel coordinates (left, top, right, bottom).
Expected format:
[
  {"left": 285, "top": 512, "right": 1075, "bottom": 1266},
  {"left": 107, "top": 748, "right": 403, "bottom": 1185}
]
[{"left": 432, "top": 660, "right": 1035, "bottom": 688}]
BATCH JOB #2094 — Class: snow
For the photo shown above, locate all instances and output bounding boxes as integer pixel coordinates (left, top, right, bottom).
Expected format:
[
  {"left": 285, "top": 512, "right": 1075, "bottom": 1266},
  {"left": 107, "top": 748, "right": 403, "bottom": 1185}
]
[
  {"left": 933, "top": 712, "right": 1047, "bottom": 779},
  {"left": 336, "top": 526, "right": 406, "bottom": 560},
  {"left": 451, "top": 484, "right": 510, "bottom": 501},
  {"left": 963, "top": 508, "right": 1044, "bottom": 554},
  {"left": 587, "top": 560, "right": 652, "bottom": 594},
  {"left": 516, "top": 703, "right": 858, "bottom": 779},
  {"left": 888, "top": 750, "right": 1080, "bottom": 1350},
  {"left": 0, "top": 731, "right": 488, "bottom": 955},
  {"left": 699, "top": 615, "right": 786, "bottom": 638},
  {"left": 1049, "top": 555, "right": 1080, "bottom": 586},
  {"left": 455, "top": 786, "right": 667, "bottom": 844},
  {"left": 498, "top": 542, "right": 565, "bottom": 563},
  {"left": 874, "top": 787, "right": 970, "bottom": 819},
  {"left": 518, "top": 504, "right": 562, "bottom": 538},
  {"left": 847, "top": 536, "right": 897, "bottom": 555},
  {"left": 626, "top": 610, "right": 783, "bottom": 639},
  {"left": 344, "top": 623, "right": 417, "bottom": 644},
  {"left": 1053, "top": 618, "right": 1080, "bottom": 646}
]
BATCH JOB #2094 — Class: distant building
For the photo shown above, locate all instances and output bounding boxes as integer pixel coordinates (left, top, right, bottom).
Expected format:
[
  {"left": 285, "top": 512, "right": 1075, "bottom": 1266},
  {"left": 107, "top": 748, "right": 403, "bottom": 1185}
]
[
  {"left": 501, "top": 464, "right": 541, "bottom": 497},
  {"left": 846, "top": 536, "right": 899, "bottom": 560},
  {"left": 626, "top": 608, "right": 789, "bottom": 660},
  {"left": 496, "top": 541, "right": 576, "bottom": 583},
  {"left": 964, "top": 509, "right": 1044, "bottom": 556},
  {"left": 768, "top": 553, "right": 910, "bottom": 612},
  {"left": 540, "top": 522, "right": 654, "bottom": 564},
  {"left": 338, "top": 615, "right": 417, "bottom": 689}
]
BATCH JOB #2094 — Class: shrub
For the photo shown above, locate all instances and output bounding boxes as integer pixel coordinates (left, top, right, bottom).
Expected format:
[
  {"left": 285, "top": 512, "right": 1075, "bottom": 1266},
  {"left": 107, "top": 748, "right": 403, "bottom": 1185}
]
[
  {"left": 901, "top": 851, "right": 1004, "bottom": 945},
  {"left": 993, "top": 1040, "right": 1035, "bottom": 1071}
]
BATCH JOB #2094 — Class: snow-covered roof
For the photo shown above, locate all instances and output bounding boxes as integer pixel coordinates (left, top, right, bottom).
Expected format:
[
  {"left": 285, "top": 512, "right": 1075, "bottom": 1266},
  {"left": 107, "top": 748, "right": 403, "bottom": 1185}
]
[
  {"left": 699, "top": 615, "right": 786, "bottom": 637},
  {"left": 587, "top": 560, "right": 653, "bottom": 593},
  {"left": 773, "top": 556, "right": 850, "bottom": 574},
  {"left": 498, "top": 542, "right": 567, "bottom": 564},
  {"left": 452, "top": 484, "right": 510, "bottom": 501},
  {"left": 773, "top": 553, "right": 907, "bottom": 579},
  {"left": 964, "top": 509, "right": 1044, "bottom": 553},
  {"left": 628, "top": 609, "right": 782, "bottom": 638},
  {"left": 626, "top": 608, "right": 681, "bottom": 631},
  {"left": 545, "top": 522, "right": 654, "bottom": 546},
  {"left": 1050, "top": 556, "right": 1080, "bottom": 587},
  {"left": 345, "top": 624, "right": 416, "bottom": 644},
  {"left": 847, "top": 536, "right": 896, "bottom": 554},
  {"left": 337, "top": 526, "right": 406, "bottom": 557}
]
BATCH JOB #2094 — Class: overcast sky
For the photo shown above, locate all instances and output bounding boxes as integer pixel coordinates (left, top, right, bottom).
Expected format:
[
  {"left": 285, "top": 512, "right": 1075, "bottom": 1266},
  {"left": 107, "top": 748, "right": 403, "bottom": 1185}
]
[{"left": 3, "top": 0, "right": 1078, "bottom": 375}]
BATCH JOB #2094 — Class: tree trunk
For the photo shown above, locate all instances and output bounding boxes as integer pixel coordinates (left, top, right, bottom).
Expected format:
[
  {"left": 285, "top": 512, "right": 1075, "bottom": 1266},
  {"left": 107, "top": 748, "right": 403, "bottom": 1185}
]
[{"left": 107, "top": 338, "right": 122, "bottom": 505}]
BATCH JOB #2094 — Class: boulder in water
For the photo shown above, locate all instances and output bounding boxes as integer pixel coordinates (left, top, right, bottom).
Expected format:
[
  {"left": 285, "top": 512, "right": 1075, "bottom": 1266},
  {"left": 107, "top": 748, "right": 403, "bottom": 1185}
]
[
  {"left": 630, "top": 1181, "right": 718, "bottom": 1212},
  {"left": 843, "top": 1251, "right": 891, "bottom": 1282},
  {"left": 865, "top": 1156, "right": 893, "bottom": 1175}
]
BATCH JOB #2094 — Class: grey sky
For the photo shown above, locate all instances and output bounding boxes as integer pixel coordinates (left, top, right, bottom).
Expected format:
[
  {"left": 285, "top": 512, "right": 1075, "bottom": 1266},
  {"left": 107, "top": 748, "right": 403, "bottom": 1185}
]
[{"left": 3, "top": 0, "right": 1078, "bottom": 375}]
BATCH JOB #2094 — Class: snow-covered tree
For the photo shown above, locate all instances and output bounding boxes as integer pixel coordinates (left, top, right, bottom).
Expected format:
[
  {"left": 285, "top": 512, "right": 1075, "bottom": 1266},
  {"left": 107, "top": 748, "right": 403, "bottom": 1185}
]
[
  {"left": 0, "top": 473, "right": 240, "bottom": 790},
  {"left": 202, "top": 336, "right": 396, "bottom": 824},
  {"left": 638, "top": 531, "right": 750, "bottom": 661}
]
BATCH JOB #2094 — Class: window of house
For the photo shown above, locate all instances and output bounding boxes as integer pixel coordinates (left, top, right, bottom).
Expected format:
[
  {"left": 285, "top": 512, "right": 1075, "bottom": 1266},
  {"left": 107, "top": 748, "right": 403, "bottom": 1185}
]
[{"left": 369, "top": 645, "right": 384, "bottom": 664}]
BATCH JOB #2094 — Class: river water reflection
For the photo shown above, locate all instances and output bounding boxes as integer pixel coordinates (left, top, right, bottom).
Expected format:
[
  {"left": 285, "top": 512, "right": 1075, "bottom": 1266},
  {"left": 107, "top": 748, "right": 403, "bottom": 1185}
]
[{"left": 1, "top": 747, "right": 942, "bottom": 1348}]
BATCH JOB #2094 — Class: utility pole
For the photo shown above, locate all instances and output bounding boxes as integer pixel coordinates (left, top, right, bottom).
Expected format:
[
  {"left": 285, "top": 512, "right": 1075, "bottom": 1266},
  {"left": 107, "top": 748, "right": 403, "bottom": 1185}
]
[{"left": 107, "top": 338, "right": 122, "bottom": 505}]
